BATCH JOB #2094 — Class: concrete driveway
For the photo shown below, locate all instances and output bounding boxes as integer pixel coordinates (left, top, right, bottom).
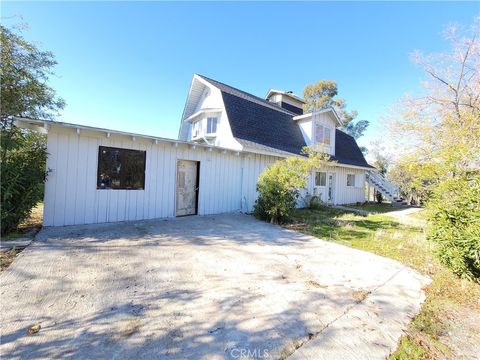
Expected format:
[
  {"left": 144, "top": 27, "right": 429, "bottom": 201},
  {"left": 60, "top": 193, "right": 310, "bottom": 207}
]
[{"left": 0, "top": 214, "right": 429, "bottom": 359}]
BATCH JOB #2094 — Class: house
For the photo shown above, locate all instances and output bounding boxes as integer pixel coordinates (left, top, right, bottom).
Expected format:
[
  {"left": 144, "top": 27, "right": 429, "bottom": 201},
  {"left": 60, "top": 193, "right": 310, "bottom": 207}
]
[{"left": 15, "top": 74, "right": 395, "bottom": 227}]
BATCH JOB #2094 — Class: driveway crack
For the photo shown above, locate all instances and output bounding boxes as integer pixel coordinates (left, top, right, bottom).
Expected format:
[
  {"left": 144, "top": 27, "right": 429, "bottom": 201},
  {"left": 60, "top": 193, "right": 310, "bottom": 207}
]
[{"left": 282, "top": 266, "right": 408, "bottom": 359}]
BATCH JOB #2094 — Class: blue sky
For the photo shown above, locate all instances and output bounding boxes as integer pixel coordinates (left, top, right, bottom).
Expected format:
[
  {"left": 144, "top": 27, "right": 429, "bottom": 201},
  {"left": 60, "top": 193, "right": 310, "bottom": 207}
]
[{"left": 2, "top": 1, "right": 478, "bottom": 149}]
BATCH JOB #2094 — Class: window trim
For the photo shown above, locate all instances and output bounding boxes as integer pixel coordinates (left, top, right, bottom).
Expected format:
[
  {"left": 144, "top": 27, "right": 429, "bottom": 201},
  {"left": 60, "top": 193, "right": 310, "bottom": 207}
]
[
  {"left": 97, "top": 146, "right": 146, "bottom": 190},
  {"left": 315, "top": 171, "right": 327, "bottom": 187},
  {"left": 346, "top": 173, "right": 355, "bottom": 187},
  {"left": 206, "top": 117, "right": 218, "bottom": 134}
]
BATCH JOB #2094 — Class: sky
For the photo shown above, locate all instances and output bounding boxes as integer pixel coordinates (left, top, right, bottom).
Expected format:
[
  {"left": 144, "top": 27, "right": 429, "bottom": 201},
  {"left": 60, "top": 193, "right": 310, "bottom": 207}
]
[{"left": 2, "top": 1, "right": 478, "bottom": 150}]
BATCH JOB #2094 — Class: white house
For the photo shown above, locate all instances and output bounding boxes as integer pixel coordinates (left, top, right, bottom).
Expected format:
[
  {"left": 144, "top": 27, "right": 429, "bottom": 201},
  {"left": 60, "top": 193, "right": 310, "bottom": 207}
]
[{"left": 16, "top": 74, "right": 395, "bottom": 227}]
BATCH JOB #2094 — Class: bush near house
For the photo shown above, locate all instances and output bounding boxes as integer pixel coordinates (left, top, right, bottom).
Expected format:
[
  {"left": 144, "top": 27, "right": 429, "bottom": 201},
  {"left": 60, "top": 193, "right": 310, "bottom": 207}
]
[
  {"left": 254, "top": 149, "right": 332, "bottom": 223},
  {"left": 1, "top": 124, "right": 48, "bottom": 235},
  {"left": 427, "top": 174, "right": 480, "bottom": 282}
]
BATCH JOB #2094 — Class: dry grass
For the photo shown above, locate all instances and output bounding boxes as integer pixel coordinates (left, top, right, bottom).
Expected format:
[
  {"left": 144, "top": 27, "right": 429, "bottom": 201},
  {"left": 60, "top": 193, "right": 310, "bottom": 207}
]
[{"left": 0, "top": 248, "right": 20, "bottom": 272}]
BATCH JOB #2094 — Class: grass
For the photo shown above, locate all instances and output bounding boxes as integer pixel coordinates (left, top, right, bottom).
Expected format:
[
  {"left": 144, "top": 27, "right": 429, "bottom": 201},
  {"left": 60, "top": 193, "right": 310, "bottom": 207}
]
[
  {"left": 287, "top": 206, "right": 480, "bottom": 359},
  {"left": 346, "top": 201, "right": 403, "bottom": 214}
]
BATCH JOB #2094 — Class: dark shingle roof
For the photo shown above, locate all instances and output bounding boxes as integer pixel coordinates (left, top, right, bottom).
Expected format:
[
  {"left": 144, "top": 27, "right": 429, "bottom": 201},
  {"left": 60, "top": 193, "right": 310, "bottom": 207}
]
[
  {"left": 332, "top": 130, "right": 372, "bottom": 168},
  {"left": 198, "top": 74, "right": 372, "bottom": 168}
]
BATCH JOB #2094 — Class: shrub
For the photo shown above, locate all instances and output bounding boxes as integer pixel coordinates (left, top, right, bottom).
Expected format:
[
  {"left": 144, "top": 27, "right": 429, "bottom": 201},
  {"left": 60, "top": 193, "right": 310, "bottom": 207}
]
[
  {"left": 308, "top": 195, "right": 323, "bottom": 210},
  {"left": 376, "top": 191, "right": 383, "bottom": 204},
  {"left": 427, "top": 174, "right": 480, "bottom": 282},
  {"left": 1, "top": 122, "right": 48, "bottom": 235},
  {"left": 253, "top": 150, "right": 332, "bottom": 223}
]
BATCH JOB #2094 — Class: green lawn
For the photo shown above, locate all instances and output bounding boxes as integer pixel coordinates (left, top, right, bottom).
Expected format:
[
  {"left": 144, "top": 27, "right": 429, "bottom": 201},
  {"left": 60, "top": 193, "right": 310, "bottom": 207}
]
[
  {"left": 346, "top": 202, "right": 402, "bottom": 214},
  {"left": 287, "top": 206, "right": 480, "bottom": 359}
]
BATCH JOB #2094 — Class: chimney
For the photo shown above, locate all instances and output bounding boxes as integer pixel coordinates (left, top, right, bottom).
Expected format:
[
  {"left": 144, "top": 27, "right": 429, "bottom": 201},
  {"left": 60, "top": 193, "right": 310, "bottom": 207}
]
[{"left": 266, "top": 89, "right": 305, "bottom": 115}]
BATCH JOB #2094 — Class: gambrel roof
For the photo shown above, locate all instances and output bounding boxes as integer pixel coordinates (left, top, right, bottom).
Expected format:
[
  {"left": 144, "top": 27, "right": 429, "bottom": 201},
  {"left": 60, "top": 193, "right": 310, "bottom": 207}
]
[{"left": 198, "top": 75, "right": 372, "bottom": 168}]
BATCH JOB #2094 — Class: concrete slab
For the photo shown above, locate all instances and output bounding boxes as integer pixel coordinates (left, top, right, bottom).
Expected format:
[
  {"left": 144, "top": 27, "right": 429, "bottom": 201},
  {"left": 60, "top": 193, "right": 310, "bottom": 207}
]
[{"left": 0, "top": 214, "right": 430, "bottom": 359}]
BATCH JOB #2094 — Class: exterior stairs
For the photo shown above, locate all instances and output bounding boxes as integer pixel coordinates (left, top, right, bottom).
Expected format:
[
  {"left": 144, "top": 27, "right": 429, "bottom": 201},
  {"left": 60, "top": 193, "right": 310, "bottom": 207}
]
[{"left": 366, "top": 170, "right": 398, "bottom": 202}]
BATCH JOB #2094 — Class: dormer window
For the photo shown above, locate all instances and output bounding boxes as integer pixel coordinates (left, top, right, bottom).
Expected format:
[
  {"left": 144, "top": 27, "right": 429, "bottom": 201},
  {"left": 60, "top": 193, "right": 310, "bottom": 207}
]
[
  {"left": 207, "top": 117, "right": 218, "bottom": 134},
  {"left": 315, "top": 123, "right": 331, "bottom": 145}
]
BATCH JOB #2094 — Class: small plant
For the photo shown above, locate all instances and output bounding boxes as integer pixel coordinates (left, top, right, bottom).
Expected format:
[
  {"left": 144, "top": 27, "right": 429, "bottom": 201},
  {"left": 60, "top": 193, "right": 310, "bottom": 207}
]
[
  {"left": 308, "top": 195, "right": 323, "bottom": 210},
  {"left": 376, "top": 191, "right": 383, "bottom": 204}
]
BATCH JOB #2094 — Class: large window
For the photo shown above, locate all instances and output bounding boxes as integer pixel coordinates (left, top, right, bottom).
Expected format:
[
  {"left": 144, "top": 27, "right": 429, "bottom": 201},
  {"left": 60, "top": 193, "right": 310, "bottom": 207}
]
[
  {"left": 97, "top": 146, "right": 146, "bottom": 190},
  {"left": 315, "top": 123, "right": 331, "bottom": 145},
  {"left": 207, "top": 117, "right": 218, "bottom": 134},
  {"left": 347, "top": 174, "right": 355, "bottom": 187},
  {"left": 315, "top": 172, "right": 327, "bottom": 186}
]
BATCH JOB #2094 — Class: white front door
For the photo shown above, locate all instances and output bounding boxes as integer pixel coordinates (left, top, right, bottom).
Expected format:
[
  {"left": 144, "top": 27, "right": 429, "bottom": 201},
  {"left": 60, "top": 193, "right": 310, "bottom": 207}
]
[
  {"left": 327, "top": 173, "right": 335, "bottom": 204},
  {"left": 176, "top": 160, "right": 199, "bottom": 216}
]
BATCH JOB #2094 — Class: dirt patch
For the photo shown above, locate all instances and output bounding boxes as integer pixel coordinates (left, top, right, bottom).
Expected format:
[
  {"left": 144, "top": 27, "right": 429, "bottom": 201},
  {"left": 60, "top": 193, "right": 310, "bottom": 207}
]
[
  {"left": 0, "top": 248, "right": 21, "bottom": 272},
  {"left": 352, "top": 290, "right": 370, "bottom": 303},
  {"left": 305, "top": 280, "right": 328, "bottom": 289}
]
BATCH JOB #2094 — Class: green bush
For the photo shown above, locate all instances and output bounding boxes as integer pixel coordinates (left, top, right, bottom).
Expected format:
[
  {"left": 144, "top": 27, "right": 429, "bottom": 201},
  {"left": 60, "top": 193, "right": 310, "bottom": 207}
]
[
  {"left": 376, "top": 191, "right": 383, "bottom": 204},
  {"left": 427, "top": 174, "right": 480, "bottom": 282},
  {"left": 253, "top": 151, "right": 332, "bottom": 223},
  {"left": 1, "top": 122, "right": 48, "bottom": 234}
]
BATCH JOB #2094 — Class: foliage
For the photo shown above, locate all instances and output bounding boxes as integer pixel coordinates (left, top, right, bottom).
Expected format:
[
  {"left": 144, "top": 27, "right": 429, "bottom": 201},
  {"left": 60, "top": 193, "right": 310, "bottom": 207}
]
[
  {"left": 1, "top": 24, "right": 64, "bottom": 234},
  {"left": 1, "top": 124, "right": 48, "bottom": 234},
  {"left": 375, "top": 191, "right": 383, "bottom": 204},
  {"left": 387, "top": 19, "right": 480, "bottom": 279},
  {"left": 253, "top": 149, "right": 332, "bottom": 223},
  {"left": 1, "top": 25, "right": 65, "bottom": 121},
  {"left": 304, "top": 194, "right": 323, "bottom": 210},
  {"left": 368, "top": 140, "right": 390, "bottom": 175},
  {"left": 427, "top": 174, "right": 480, "bottom": 282},
  {"left": 302, "top": 79, "right": 369, "bottom": 139}
]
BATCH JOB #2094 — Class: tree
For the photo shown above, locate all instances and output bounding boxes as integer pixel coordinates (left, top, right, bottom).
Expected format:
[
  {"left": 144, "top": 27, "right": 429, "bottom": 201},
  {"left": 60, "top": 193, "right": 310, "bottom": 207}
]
[
  {"left": 254, "top": 148, "right": 333, "bottom": 223},
  {"left": 388, "top": 18, "right": 480, "bottom": 281},
  {"left": 303, "top": 80, "right": 369, "bottom": 140},
  {"left": 1, "top": 24, "right": 65, "bottom": 234}
]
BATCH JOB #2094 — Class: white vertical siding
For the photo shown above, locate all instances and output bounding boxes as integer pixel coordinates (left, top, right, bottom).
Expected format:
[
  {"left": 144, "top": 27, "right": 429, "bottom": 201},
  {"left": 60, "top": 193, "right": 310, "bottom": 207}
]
[
  {"left": 306, "top": 166, "right": 366, "bottom": 205},
  {"left": 43, "top": 126, "right": 277, "bottom": 226},
  {"left": 43, "top": 126, "right": 366, "bottom": 226}
]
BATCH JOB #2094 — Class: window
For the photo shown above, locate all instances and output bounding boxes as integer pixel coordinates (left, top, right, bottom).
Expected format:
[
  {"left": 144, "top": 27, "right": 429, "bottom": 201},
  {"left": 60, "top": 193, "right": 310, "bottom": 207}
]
[
  {"left": 347, "top": 174, "right": 355, "bottom": 187},
  {"left": 315, "top": 172, "right": 326, "bottom": 186},
  {"left": 315, "top": 123, "right": 331, "bottom": 145},
  {"left": 97, "top": 146, "right": 146, "bottom": 190},
  {"left": 207, "top": 117, "right": 218, "bottom": 134}
]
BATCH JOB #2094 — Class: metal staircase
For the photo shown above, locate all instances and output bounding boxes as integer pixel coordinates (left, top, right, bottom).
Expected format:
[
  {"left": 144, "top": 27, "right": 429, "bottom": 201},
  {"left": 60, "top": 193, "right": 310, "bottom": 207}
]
[{"left": 366, "top": 170, "right": 398, "bottom": 202}]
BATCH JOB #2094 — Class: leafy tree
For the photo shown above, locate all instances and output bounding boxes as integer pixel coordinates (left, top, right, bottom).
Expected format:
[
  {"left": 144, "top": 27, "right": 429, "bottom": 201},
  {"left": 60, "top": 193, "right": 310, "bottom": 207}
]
[
  {"left": 303, "top": 80, "right": 369, "bottom": 140},
  {"left": 389, "top": 19, "right": 480, "bottom": 280},
  {"left": 1, "top": 24, "right": 65, "bottom": 234},
  {"left": 254, "top": 148, "right": 333, "bottom": 223}
]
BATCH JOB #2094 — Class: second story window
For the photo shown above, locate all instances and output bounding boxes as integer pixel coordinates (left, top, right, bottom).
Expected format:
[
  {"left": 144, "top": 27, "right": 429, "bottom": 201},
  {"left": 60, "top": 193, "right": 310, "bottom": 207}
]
[
  {"left": 207, "top": 117, "right": 218, "bottom": 134},
  {"left": 315, "top": 123, "right": 331, "bottom": 145}
]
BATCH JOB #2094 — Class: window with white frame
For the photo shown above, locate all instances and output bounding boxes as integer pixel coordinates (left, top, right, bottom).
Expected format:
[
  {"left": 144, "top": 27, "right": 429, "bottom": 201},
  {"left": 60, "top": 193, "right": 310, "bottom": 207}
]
[
  {"left": 207, "top": 117, "right": 218, "bottom": 134},
  {"left": 192, "top": 121, "right": 201, "bottom": 137},
  {"left": 315, "top": 123, "right": 331, "bottom": 145},
  {"left": 347, "top": 174, "right": 355, "bottom": 187},
  {"left": 315, "top": 172, "right": 326, "bottom": 186}
]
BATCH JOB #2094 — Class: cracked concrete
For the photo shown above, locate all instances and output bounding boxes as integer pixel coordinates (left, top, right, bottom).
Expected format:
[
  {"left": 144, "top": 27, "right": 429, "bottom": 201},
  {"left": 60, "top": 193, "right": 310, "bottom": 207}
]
[{"left": 0, "top": 214, "right": 430, "bottom": 359}]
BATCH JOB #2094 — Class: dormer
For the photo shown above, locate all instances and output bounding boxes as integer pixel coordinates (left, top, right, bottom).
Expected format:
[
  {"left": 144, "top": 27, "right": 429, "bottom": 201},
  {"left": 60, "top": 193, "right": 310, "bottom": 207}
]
[
  {"left": 266, "top": 89, "right": 305, "bottom": 115},
  {"left": 293, "top": 108, "right": 343, "bottom": 156}
]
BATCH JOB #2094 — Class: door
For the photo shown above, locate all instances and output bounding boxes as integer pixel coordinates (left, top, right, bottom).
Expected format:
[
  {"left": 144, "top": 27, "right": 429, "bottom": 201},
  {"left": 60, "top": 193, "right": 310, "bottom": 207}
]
[
  {"left": 327, "top": 173, "right": 335, "bottom": 204},
  {"left": 176, "top": 160, "right": 199, "bottom": 216}
]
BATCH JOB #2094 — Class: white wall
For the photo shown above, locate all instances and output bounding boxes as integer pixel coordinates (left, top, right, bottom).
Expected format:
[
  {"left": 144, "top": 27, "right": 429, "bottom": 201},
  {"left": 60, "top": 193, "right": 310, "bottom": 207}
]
[
  {"left": 43, "top": 126, "right": 277, "bottom": 226},
  {"left": 306, "top": 166, "right": 366, "bottom": 205},
  {"left": 298, "top": 112, "right": 337, "bottom": 156}
]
